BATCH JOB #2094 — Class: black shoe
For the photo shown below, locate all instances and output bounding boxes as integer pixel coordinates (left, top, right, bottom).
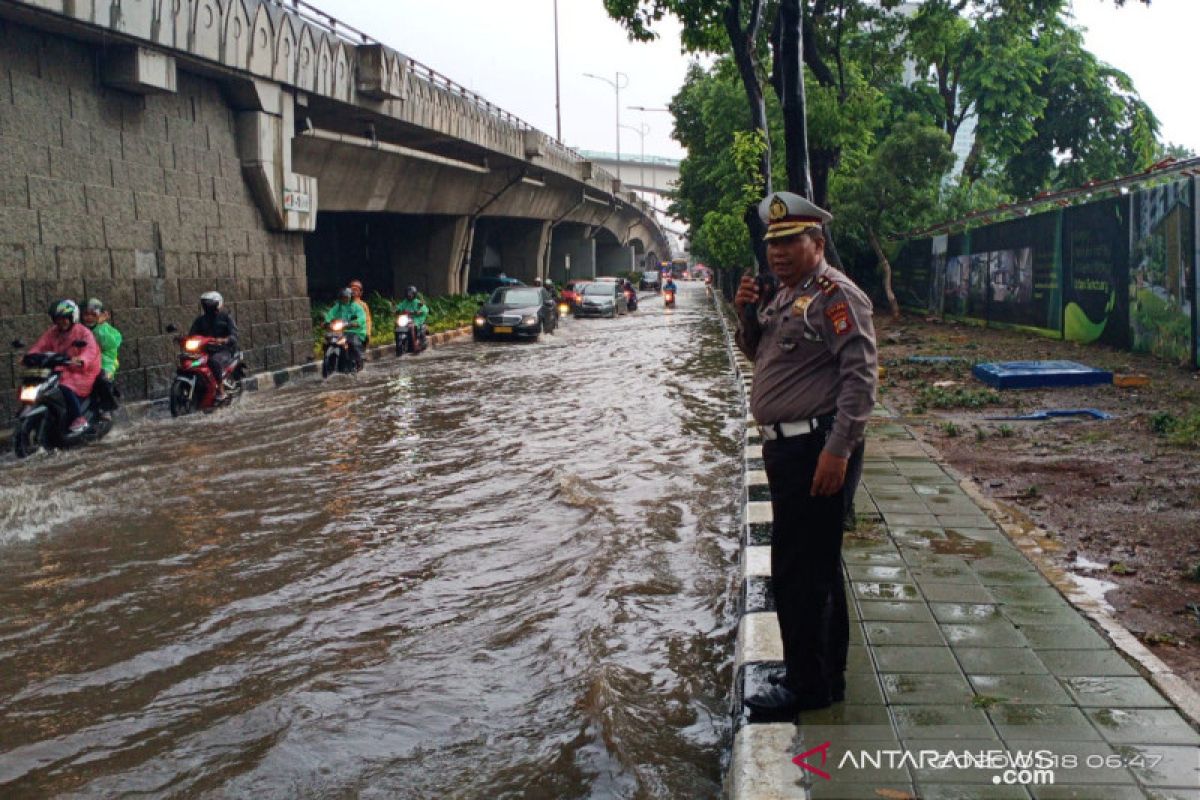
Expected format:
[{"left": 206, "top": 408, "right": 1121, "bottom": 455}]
[
  {"left": 745, "top": 684, "right": 831, "bottom": 717},
  {"left": 768, "top": 672, "right": 846, "bottom": 702}
]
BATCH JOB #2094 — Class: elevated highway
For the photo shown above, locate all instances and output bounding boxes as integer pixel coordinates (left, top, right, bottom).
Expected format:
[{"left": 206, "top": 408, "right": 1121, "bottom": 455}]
[{"left": 0, "top": 0, "right": 670, "bottom": 408}]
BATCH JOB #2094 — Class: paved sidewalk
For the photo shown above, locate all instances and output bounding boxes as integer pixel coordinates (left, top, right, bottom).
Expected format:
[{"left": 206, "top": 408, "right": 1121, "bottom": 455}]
[{"left": 728, "top": 393, "right": 1200, "bottom": 798}]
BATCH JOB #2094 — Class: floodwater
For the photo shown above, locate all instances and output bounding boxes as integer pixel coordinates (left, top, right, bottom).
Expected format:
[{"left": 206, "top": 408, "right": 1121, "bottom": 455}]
[{"left": 0, "top": 285, "right": 744, "bottom": 798}]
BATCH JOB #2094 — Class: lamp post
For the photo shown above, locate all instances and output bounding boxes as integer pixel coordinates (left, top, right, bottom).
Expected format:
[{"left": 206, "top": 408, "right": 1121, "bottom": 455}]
[
  {"left": 628, "top": 105, "right": 669, "bottom": 193},
  {"left": 619, "top": 122, "right": 650, "bottom": 193},
  {"left": 553, "top": 0, "right": 561, "bottom": 141},
  {"left": 583, "top": 71, "right": 629, "bottom": 182}
]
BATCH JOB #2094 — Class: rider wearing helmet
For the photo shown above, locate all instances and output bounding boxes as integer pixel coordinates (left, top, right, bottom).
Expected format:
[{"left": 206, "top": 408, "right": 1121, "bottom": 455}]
[
  {"left": 395, "top": 285, "right": 430, "bottom": 349},
  {"left": 28, "top": 299, "right": 102, "bottom": 435},
  {"left": 82, "top": 298, "right": 122, "bottom": 420},
  {"left": 349, "top": 279, "right": 372, "bottom": 344},
  {"left": 187, "top": 291, "right": 239, "bottom": 402},
  {"left": 325, "top": 287, "right": 367, "bottom": 370}
]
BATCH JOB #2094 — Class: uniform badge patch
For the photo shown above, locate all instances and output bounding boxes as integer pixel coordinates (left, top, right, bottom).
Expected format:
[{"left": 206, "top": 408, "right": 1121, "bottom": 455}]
[
  {"left": 792, "top": 295, "right": 813, "bottom": 314},
  {"left": 826, "top": 301, "right": 853, "bottom": 335}
]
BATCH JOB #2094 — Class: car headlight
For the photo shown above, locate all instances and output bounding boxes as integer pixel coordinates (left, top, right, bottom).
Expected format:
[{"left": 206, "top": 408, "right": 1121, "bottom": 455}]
[
  {"left": 521, "top": 315, "right": 537, "bottom": 326},
  {"left": 474, "top": 315, "right": 486, "bottom": 326}
]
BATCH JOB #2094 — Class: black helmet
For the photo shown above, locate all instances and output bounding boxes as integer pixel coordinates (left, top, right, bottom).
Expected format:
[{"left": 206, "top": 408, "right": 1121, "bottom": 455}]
[
  {"left": 200, "top": 291, "right": 223, "bottom": 314},
  {"left": 338, "top": 287, "right": 353, "bottom": 302},
  {"left": 405, "top": 285, "right": 418, "bottom": 300},
  {"left": 49, "top": 299, "right": 80, "bottom": 324}
]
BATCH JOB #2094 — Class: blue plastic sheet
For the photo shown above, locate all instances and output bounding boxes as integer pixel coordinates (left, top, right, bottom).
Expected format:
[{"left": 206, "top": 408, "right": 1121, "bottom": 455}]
[{"left": 985, "top": 409, "right": 1114, "bottom": 421}]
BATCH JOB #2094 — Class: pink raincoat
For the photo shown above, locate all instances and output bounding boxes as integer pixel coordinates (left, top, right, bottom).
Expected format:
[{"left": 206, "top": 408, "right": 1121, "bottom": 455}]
[{"left": 29, "top": 322, "right": 101, "bottom": 398}]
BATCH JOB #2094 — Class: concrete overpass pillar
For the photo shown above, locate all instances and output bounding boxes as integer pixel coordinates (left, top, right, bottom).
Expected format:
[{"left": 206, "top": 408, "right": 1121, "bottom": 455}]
[
  {"left": 596, "top": 242, "right": 636, "bottom": 276},
  {"left": 548, "top": 224, "right": 596, "bottom": 284},
  {"left": 496, "top": 220, "right": 551, "bottom": 284}
]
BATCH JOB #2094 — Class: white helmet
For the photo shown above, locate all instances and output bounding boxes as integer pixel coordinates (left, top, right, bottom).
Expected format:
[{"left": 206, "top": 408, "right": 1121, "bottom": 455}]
[{"left": 200, "top": 291, "right": 223, "bottom": 313}]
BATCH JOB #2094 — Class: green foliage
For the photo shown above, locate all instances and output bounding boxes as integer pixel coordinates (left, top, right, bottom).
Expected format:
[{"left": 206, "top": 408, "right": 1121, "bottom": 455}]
[
  {"left": 940, "top": 421, "right": 961, "bottom": 437},
  {"left": 917, "top": 384, "right": 1002, "bottom": 409},
  {"left": 1148, "top": 409, "right": 1200, "bottom": 448}
]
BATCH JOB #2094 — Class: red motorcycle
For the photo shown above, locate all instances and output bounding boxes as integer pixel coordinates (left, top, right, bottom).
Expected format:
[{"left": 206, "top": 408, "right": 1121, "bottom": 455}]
[
  {"left": 166, "top": 329, "right": 246, "bottom": 416},
  {"left": 663, "top": 288, "right": 676, "bottom": 308}
]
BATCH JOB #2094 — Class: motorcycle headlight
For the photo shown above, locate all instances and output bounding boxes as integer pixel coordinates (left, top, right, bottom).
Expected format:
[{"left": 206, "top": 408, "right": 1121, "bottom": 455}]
[
  {"left": 19, "top": 384, "right": 39, "bottom": 403},
  {"left": 331, "top": 320, "right": 346, "bottom": 332},
  {"left": 521, "top": 315, "right": 537, "bottom": 326},
  {"left": 183, "top": 337, "right": 203, "bottom": 352},
  {"left": 397, "top": 314, "right": 412, "bottom": 326},
  {"left": 558, "top": 303, "right": 569, "bottom": 314},
  {"left": 474, "top": 315, "right": 486, "bottom": 327}
]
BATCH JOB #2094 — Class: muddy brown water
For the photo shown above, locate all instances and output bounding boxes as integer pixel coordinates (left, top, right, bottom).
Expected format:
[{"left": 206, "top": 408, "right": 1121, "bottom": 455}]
[{"left": 0, "top": 286, "right": 742, "bottom": 798}]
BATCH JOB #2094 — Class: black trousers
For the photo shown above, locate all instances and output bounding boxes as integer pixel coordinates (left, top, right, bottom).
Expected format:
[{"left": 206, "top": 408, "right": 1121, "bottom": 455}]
[
  {"left": 762, "top": 431, "right": 849, "bottom": 695},
  {"left": 93, "top": 374, "right": 118, "bottom": 412}
]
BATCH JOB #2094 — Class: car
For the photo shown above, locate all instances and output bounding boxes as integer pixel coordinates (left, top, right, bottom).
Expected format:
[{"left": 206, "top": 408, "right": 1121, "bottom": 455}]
[
  {"left": 473, "top": 286, "right": 558, "bottom": 341},
  {"left": 576, "top": 281, "right": 627, "bottom": 318},
  {"left": 639, "top": 270, "right": 662, "bottom": 291},
  {"left": 561, "top": 280, "right": 590, "bottom": 308},
  {"left": 467, "top": 275, "right": 523, "bottom": 295}
]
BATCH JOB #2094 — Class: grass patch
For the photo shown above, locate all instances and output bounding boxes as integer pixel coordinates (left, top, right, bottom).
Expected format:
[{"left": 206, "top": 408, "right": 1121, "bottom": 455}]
[
  {"left": 917, "top": 384, "right": 1003, "bottom": 410},
  {"left": 1147, "top": 409, "right": 1200, "bottom": 448},
  {"left": 971, "top": 694, "right": 1005, "bottom": 709},
  {"left": 940, "top": 421, "right": 961, "bottom": 437}
]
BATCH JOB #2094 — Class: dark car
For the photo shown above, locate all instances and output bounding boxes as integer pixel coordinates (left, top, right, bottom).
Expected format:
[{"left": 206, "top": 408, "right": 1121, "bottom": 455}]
[
  {"left": 575, "top": 281, "right": 627, "bottom": 318},
  {"left": 467, "top": 275, "right": 523, "bottom": 295},
  {"left": 473, "top": 286, "right": 558, "bottom": 341},
  {"left": 639, "top": 270, "right": 661, "bottom": 291}
]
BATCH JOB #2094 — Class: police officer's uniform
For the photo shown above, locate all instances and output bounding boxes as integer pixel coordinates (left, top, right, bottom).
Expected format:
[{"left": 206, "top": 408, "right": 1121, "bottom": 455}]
[{"left": 736, "top": 192, "right": 878, "bottom": 714}]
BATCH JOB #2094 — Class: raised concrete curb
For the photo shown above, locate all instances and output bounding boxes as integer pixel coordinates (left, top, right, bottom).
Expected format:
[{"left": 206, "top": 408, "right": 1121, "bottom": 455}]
[
  {"left": 2, "top": 326, "right": 472, "bottom": 443},
  {"left": 716, "top": 305, "right": 1200, "bottom": 799}
]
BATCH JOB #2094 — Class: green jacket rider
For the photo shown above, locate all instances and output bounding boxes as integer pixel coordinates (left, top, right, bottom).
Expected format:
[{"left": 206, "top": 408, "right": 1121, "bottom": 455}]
[
  {"left": 395, "top": 286, "right": 429, "bottom": 329},
  {"left": 325, "top": 294, "right": 367, "bottom": 340},
  {"left": 83, "top": 301, "right": 122, "bottom": 378}
]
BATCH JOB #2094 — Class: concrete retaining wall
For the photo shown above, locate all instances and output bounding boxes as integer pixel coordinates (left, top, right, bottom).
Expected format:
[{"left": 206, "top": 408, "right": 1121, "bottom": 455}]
[{"left": 0, "top": 17, "right": 312, "bottom": 417}]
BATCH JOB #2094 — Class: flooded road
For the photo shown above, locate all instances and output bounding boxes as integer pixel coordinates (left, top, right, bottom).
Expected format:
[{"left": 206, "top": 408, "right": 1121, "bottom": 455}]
[{"left": 0, "top": 284, "right": 744, "bottom": 798}]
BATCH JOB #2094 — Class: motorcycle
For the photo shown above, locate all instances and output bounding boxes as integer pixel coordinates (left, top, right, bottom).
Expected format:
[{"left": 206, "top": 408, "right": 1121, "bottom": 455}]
[
  {"left": 165, "top": 328, "right": 246, "bottom": 417},
  {"left": 664, "top": 288, "right": 676, "bottom": 308},
  {"left": 393, "top": 312, "right": 427, "bottom": 357},
  {"left": 323, "top": 319, "right": 359, "bottom": 377},
  {"left": 623, "top": 288, "right": 638, "bottom": 312},
  {"left": 11, "top": 344, "right": 112, "bottom": 458}
]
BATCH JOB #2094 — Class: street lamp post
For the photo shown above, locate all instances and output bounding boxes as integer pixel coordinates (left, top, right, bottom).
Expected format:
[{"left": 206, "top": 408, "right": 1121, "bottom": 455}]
[
  {"left": 553, "top": 0, "right": 561, "bottom": 141},
  {"left": 583, "top": 71, "right": 629, "bottom": 182},
  {"left": 619, "top": 122, "right": 650, "bottom": 193}
]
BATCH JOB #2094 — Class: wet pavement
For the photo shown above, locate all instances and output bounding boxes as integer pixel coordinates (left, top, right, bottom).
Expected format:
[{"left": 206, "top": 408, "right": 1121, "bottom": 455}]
[
  {"left": 0, "top": 284, "right": 742, "bottom": 798},
  {"left": 730, "top": 373, "right": 1200, "bottom": 798}
]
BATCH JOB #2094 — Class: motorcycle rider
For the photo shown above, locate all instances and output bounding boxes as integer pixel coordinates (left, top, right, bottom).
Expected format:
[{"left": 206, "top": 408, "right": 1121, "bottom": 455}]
[
  {"left": 326, "top": 287, "right": 367, "bottom": 370},
  {"left": 187, "top": 291, "right": 239, "bottom": 403},
  {"left": 28, "top": 299, "right": 101, "bottom": 435},
  {"left": 395, "top": 285, "right": 430, "bottom": 350},
  {"left": 82, "top": 298, "right": 122, "bottom": 420},
  {"left": 349, "top": 279, "right": 373, "bottom": 346},
  {"left": 663, "top": 275, "right": 678, "bottom": 293}
]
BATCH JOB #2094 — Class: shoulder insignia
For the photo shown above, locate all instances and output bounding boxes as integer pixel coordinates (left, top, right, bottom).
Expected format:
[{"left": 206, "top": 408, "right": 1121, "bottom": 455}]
[
  {"left": 826, "top": 301, "right": 853, "bottom": 335},
  {"left": 816, "top": 275, "right": 840, "bottom": 297}
]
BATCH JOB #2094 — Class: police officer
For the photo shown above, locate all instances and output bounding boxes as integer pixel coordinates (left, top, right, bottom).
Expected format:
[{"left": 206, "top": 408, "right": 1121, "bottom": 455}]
[{"left": 735, "top": 192, "right": 878, "bottom": 716}]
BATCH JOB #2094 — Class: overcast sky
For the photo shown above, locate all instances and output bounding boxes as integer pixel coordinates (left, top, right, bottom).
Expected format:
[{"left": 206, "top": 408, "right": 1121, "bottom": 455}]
[{"left": 311, "top": 0, "right": 1200, "bottom": 162}]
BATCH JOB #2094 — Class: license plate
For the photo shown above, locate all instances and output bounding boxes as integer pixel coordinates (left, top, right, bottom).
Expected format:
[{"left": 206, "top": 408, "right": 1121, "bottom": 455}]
[{"left": 493, "top": 325, "right": 513, "bottom": 333}]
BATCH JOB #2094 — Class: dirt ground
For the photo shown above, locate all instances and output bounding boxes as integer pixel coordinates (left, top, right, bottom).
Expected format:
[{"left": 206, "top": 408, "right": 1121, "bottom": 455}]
[{"left": 875, "top": 314, "right": 1200, "bottom": 693}]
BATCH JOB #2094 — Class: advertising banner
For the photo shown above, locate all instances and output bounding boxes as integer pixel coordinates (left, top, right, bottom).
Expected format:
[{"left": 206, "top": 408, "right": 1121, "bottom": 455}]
[
  {"left": 943, "top": 233, "right": 970, "bottom": 318},
  {"left": 1062, "top": 197, "right": 1130, "bottom": 347},
  {"left": 968, "top": 213, "right": 1061, "bottom": 333},
  {"left": 930, "top": 235, "right": 948, "bottom": 316},
  {"left": 1129, "top": 178, "right": 1195, "bottom": 365},
  {"left": 892, "top": 239, "right": 933, "bottom": 311}
]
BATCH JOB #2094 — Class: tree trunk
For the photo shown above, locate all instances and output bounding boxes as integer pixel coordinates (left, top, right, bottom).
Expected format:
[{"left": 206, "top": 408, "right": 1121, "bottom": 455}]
[
  {"left": 772, "top": 0, "right": 813, "bottom": 198},
  {"left": 868, "top": 228, "right": 901, "bottom": 320},
  {"left": 724, "top": 0, "right": 771, "bottom": 275}
]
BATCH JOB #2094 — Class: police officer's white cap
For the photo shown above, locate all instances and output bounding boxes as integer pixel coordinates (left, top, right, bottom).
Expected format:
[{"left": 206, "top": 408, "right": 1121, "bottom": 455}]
[{"left": 759, "top": 192, "right": 833, "bottom": 241}]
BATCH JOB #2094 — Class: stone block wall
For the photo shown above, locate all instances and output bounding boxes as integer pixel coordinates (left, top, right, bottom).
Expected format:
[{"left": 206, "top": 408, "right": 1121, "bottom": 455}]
[{"left": 0, "top": 19, "right": 313, "bottom": 417}]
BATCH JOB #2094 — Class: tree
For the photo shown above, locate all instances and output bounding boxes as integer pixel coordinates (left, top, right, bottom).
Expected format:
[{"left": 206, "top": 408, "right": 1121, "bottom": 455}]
[{"left": 832, "top": 115, "right": 955, "bottom": 318}]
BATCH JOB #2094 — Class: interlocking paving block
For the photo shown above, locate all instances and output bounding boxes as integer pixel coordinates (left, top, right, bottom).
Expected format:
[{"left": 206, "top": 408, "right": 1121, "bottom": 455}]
[
  {"left": 1001, "top": 604, "right": 1092, "bottom": 627},
  {"left": 988, "top": 704, "right": 1105, "bottom": 742},
  {"left": 875, "top": 645, "right": 961, "bottom": 674},
  {"left": 796, "top": 702, "right": 896, "bottom": 743},
  {"left": 1032, "top": 787, "right": 1160, "bottom": 799},
  {"left": 943, "top": 622, "right": 1029, "bottom": 649},
  {"left": 1020, "top": 625, "right": 1111, "bottom": 651},
  {"left": 1036, "top": 650, "right": 1138, "bottom": 678},
  {"left": 1115, "top": 744, "right": 1200, "bottom": 789},
  {"left": 892, "top": 704, "right": 997, "bottom": 742},
  {"left": 1063, "top": 677, "right": 1172, "bottom": 709},
  {"left": 990, "top": 586, "right": 1074, "bottom": 606},
  {"left": 969, "top": 674, "right": 1073, "bottom": 705},
  {"left": 930, "top": 603, "right": 1005, "bottom": 624},
  {"left": 908, "top": 738, "right": 1015, "bottom": 785},
  {"left": 865, "top": 621, "right": 946, "bottom": 647},
  {"left": 972, "top": 359, "right": 1114, "bottom": 389},
  {"left": 882, "top": 673, "right": 974, "bottom": 705},
  {"left": 854, "top": 581, "right": 923, "bottom": 602},
  {"left": 917, "top": 783, "right": 1031, "bottom": 799},
  {"left": 858, "top": 600, "right": 935, "bottom": 623},
  {"left": 922, "top": 583, "right": 998, "bottom": 604},
  {"left": 1085, "top": 708, "right": 1200, "bottom": 746},
  {"left": 844, "top": 672, "right": 887, "bottom": 706},
  {"left": 847, "top": 564, "right": 912, "bottom": 582},
  {"left": 955, "top": 647, "right": 1049, "bottom": 676}
]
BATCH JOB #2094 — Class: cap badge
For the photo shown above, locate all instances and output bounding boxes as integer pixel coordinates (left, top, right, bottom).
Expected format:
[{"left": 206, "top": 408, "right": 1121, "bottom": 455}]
[{"left": 768, "top": 195, "right": 789, "bottom": 222}]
